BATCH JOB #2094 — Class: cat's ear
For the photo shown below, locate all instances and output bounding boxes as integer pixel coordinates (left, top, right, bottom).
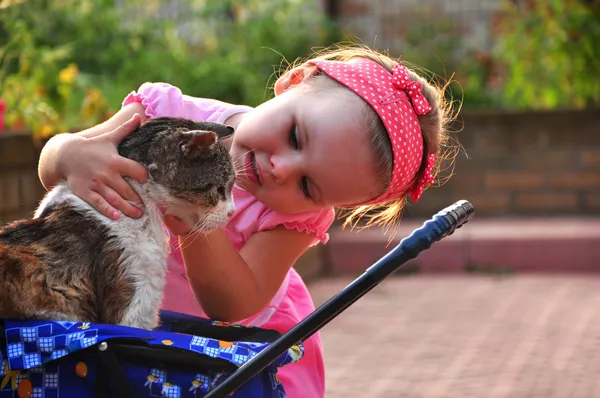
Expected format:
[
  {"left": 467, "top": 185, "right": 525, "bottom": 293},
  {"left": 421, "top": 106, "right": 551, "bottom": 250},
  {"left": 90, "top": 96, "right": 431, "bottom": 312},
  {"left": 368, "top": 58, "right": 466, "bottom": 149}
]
[
  {"left": 180, "top": 130, "right": 218, "bottom": 154},
  {"left": 216, "top": 125, "right": 235, "bottom": 140},
  {"left": 193, "top": 122, "right": 234, "bottom": 140}
]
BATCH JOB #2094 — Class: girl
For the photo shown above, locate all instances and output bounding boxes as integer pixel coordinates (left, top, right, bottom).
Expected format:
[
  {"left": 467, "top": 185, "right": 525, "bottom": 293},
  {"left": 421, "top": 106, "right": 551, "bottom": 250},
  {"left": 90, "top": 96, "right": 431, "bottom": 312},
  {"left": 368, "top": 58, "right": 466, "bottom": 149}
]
[{"left": 38, "top": 45, "right": 456, "bottom": 397}]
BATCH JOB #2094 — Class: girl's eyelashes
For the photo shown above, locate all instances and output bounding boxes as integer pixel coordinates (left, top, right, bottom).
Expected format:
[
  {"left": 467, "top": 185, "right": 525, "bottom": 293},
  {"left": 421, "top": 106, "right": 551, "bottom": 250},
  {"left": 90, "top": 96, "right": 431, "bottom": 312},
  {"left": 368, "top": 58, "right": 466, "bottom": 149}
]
[
  {"left": 289, "top": 124, "right": 299, "bottom": 149},
  {"left": 300, "top": 177, "right": 311, "bottom": 199},
  {"left": 289, "top": 124, "right": 312, "bottom": 199}
]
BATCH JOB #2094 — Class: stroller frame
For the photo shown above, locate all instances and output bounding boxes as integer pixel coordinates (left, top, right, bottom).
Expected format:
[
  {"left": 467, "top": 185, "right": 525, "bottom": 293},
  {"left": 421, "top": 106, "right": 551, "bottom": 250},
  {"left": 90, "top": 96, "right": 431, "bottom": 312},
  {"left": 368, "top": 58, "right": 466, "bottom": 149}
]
[{"left": 206, "top": 200, "right": 474, "bottom": 397}]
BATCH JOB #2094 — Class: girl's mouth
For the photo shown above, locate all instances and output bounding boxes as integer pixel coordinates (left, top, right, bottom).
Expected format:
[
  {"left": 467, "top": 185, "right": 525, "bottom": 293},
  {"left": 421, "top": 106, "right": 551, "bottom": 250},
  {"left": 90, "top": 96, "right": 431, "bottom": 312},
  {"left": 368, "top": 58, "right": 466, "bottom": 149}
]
[{"left": 246, "top": 151, "right": 262, "bottom": 186}]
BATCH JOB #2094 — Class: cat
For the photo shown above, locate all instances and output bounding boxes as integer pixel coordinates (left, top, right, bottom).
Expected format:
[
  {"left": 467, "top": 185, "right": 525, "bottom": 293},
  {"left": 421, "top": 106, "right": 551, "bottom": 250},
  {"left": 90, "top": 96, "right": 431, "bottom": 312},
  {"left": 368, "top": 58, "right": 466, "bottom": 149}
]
[{"left": 0, "top": 117, "right": 236, "bottom": 330}]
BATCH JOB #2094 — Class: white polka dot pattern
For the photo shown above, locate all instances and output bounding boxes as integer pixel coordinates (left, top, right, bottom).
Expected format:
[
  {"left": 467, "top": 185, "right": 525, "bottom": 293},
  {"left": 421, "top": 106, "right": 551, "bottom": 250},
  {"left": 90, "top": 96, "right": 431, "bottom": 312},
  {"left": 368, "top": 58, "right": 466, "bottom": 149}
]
[{"left": 310, "top": 59, "right": 436, "bottom": 203}]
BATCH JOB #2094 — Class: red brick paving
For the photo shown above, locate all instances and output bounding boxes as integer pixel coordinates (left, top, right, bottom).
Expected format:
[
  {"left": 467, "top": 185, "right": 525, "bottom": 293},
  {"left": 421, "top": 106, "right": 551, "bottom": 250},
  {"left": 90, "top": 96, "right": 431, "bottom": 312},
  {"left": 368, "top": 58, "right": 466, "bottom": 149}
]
[{"left": 308, "top": 275, "right": 600, "bottom": 398}]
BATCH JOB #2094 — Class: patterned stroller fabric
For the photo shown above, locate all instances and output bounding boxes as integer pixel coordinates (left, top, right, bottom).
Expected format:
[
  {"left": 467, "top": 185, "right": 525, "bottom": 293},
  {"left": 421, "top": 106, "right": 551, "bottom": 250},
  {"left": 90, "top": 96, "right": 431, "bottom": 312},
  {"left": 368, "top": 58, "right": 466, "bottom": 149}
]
[{"left": 0, "top": 311, "right": 303, "bottom": 398}]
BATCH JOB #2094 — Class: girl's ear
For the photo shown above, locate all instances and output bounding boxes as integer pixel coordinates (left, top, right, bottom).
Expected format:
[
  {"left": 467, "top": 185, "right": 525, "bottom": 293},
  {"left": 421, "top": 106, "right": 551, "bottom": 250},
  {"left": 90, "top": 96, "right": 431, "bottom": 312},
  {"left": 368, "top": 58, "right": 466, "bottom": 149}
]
[{"left": 274, "top": 64, "right": 320, "bottom": 96}]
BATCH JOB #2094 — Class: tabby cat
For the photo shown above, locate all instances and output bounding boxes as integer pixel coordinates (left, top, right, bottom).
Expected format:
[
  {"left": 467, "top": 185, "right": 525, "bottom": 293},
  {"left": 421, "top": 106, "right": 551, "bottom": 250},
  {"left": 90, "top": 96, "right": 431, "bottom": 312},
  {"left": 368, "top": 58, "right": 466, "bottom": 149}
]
[{"left": 0, "top": 117, "right": 236, "bottom": 330}]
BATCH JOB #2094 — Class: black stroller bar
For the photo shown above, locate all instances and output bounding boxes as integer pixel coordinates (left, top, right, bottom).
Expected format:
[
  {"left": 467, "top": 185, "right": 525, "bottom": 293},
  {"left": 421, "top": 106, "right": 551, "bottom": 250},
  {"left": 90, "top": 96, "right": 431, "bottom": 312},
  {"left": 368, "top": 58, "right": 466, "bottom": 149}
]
[{"left": 205, "top": 200, "right": 474, "bottom": 397}]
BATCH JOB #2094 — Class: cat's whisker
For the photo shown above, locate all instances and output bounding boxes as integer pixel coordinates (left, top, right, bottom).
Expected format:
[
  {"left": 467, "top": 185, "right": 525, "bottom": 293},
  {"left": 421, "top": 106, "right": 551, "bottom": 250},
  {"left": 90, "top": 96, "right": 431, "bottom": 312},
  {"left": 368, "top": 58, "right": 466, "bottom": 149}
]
[
  {"left": 178, "top": 216, "right": 209, "bottom": 250},
  {"left": 184, "top": 226, "right": 210, "bottom": 250},
  {"left": 233, "top": 166, "right": 256, "bottom": 181},
  {"left": 234, "top": 169, "right": 252, "bottom": 177},
  {"left": 232, "top": 149, "right": 262, "bottom": 191},
  {"left": 178, "top": 233, "right": 198, "bottom": 251},
  {"left": 177, "top": 229, "right": 196, "bottom": 251},
  {"left": 233, "top": 149, "right": 252, "bottom": 164},
  {"left": 177, "top": 236, "right": 192, "bottom": 251},
  {"left": 176, "top": 234, "right": 187, "bottom": 250},
  {"left": 186, "top": 219, "right": 218, "bottom": 255},
  {"left": 234, "top": 165, "right": 254, "bottom": 176},
  {"left": 232, "top": 149, "right": 261, "bottom": 177},
  {"left": 232, "top": 152, "right": 249, "bottom": 169}
]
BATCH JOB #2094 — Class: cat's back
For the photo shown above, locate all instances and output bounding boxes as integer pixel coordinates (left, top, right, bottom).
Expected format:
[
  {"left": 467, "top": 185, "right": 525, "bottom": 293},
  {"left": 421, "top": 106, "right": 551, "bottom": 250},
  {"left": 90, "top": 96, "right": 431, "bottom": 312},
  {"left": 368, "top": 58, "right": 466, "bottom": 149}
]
[
  {"left": 0, "top": 182, "right": 119, "bottom": 267},
  {"left": 0, "top": 182, "right": 132, "bottom": 321}
]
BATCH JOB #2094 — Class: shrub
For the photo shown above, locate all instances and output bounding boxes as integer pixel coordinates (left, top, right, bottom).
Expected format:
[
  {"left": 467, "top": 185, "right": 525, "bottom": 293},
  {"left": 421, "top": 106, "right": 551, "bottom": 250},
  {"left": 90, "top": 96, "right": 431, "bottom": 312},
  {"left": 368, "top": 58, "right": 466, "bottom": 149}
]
[{"left": 0, "top": 0, "right": 339, "bottom": 138}]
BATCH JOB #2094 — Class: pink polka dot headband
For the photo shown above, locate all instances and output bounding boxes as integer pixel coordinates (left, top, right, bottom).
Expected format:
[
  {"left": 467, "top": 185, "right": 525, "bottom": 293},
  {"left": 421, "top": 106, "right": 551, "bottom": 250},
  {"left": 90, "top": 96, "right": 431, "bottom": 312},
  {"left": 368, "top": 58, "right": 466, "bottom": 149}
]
[{"left": 309, "top": 58, "right": 436, "bottom": 203}]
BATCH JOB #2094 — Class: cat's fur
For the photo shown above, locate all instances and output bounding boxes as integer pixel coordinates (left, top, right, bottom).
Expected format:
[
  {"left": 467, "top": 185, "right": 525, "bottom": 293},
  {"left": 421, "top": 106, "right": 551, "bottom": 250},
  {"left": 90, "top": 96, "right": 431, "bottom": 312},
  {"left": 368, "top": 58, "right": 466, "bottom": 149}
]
[{"left": 0, "top": 117, "right": 236, "bottom": 330}]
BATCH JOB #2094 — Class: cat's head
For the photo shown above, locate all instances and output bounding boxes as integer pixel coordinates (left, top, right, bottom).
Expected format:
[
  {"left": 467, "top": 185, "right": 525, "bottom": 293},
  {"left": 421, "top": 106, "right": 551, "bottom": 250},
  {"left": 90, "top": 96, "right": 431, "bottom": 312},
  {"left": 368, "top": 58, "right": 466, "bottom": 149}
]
[{"left": 118, "top": 117, "right": 236, "bottom": 233}]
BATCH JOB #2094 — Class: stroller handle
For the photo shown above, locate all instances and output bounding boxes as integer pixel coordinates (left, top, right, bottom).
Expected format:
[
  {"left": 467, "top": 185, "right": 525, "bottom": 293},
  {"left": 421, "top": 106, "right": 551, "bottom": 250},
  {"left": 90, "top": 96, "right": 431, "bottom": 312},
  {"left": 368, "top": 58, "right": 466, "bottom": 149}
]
[{"left": 205, "top": 200, "right": 474, "bottom": 398}]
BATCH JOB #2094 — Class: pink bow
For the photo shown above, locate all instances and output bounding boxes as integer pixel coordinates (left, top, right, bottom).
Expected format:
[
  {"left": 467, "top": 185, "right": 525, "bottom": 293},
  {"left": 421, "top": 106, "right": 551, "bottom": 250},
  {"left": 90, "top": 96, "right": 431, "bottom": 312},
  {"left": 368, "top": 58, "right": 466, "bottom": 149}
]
[
  {"left": 391, "top": 65, "right": 432, "bottom": 115},
  {"left": 408, "top": 153, "right": 436, "bottom": 202}
]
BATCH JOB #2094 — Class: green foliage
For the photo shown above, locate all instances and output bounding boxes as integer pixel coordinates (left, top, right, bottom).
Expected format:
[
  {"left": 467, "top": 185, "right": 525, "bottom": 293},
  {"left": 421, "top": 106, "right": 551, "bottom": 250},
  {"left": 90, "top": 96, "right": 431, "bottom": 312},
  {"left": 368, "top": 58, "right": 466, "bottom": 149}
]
[
  {"left": 384, "top": 1, "right": 600, "bottom": 111},
  {"left": 494, "top": 0, "right": 600, "bottom": 109},
  {"left": 0, "top": 18, "right": 109, "bottom": 137},
  {"left": 0, "top": 0, "right": 339, "bottom": 137},
  {"left": 384, "top": 8, "right": 503, "bottom": 111},
  {"left": 4, "top": 0, "right": 595, "bottom": 133}
]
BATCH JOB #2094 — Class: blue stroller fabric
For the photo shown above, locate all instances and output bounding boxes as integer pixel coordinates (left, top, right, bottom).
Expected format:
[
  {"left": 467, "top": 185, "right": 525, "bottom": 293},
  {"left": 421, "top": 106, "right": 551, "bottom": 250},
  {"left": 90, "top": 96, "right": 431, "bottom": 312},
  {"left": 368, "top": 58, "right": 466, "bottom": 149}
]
[{"left": 0, "top": 311, "right": 303, "bottom": 397}]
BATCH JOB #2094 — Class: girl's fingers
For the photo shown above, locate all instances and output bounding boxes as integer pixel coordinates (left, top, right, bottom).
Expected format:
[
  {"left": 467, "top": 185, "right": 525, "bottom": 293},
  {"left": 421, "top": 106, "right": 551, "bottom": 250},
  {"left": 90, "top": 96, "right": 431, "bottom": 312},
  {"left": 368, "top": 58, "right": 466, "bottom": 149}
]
[
  {"left": 84, "top": 189, "right": 121, "bottom": 220},
  {"left": 104, "top": 114, "right": 142, "bottom": 145},
  {"left": 103, "top": 162, "right": 144, "bottom": 203},
  {"left": 118, "top": 157, "right": 149, "bottom": 184},
  {"left": 109, "top": 176, "right": 141, "bottom": 205},
  {"left": 99, "top": 183, "right": 143, "bottom": 219}
]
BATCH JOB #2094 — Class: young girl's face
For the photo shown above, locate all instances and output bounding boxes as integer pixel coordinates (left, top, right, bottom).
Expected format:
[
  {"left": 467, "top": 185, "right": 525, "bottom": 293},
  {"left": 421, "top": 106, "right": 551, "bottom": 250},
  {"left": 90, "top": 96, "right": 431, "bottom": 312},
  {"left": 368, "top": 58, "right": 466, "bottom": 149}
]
[{"left": 229, "top": 83, "right": 386, "bottom": 215}]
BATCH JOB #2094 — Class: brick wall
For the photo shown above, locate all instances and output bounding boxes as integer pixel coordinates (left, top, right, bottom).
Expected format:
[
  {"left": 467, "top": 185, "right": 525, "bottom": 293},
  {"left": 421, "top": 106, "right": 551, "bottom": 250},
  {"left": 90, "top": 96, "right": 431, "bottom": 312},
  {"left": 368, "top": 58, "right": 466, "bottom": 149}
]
[
  {"left": 0, "top": 134, "right": 46, "bottom": 224},
  {"left": 403, "top": 108, "right": 600, "bottom": 218},
  {"left": 333, "top": 0, "right": 502, "bottom": 54},
  {"left": 0, "top": 108, "right": 599, "bottom": 226}
]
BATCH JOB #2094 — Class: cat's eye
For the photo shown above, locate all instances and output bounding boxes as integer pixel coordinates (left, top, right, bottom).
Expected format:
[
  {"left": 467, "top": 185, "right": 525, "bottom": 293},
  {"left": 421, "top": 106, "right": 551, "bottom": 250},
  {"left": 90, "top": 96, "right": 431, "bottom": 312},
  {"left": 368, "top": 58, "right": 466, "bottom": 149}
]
[{"left": 289, "top": 124, "right": 299, "bottom": 149}]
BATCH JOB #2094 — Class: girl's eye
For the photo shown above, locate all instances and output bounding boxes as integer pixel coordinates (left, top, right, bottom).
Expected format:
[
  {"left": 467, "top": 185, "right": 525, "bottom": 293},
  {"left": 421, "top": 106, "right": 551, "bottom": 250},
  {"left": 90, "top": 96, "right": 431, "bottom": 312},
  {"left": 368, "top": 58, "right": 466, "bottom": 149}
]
[
  {"left": 289, "top": 124, "right": 299, "bottom": 149},
  {"left": 288, "top": 124, "right": 310, "bottom": 199},
  {"left": 300, "top": 177, "right": 311, "bottom": 199}
]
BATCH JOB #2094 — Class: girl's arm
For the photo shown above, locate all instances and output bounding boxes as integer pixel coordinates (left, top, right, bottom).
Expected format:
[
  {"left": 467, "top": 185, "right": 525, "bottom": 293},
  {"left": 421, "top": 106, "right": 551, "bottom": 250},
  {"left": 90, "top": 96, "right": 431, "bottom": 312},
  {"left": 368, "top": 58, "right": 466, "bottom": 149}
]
[
  {"left": 38, "top": 103, "right": 149, "bottom": 219},
  {"left": 176, "top": 225, "right": 314, "bottom": 322}
]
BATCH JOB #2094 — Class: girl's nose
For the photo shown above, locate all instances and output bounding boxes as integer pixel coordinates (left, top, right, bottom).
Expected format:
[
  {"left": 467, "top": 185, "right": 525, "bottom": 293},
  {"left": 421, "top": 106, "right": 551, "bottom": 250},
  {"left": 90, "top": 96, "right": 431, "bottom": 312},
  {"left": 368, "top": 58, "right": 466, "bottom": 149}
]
[{"left": 269, "top": 154, "right": 298, "bottom": 185}]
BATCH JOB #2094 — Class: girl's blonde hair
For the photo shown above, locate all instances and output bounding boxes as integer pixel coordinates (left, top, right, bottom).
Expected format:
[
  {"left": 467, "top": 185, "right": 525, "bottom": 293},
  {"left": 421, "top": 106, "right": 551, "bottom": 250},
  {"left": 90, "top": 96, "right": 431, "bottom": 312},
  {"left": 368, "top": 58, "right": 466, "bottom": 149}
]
[{"left": 278, "top": 43, "right": 459, "bottom": 234}]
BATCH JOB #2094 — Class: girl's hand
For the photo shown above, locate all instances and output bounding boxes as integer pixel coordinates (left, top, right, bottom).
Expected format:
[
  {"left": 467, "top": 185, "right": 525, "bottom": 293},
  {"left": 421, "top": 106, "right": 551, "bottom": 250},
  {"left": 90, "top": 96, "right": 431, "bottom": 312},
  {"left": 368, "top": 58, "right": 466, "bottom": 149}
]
[
  {"left": 162, "top": 214, "right": 193, "bottom": 236},
  {"left": 61, "top": 114, "right": 149, "bottom": 220}
]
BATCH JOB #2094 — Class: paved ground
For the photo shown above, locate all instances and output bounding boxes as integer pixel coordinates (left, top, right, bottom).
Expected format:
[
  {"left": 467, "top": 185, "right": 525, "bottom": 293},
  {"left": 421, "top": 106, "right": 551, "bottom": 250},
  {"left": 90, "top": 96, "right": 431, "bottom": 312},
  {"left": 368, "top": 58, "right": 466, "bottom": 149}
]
[{"left": 308, "top": 275, "right": 600, "bottom": 398}]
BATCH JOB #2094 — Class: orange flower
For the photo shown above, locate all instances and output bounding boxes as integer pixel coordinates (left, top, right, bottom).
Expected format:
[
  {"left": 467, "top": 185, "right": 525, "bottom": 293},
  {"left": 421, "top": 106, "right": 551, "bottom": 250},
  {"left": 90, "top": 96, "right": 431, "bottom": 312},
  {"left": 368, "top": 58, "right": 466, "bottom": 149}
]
[
  {"left": 38, "top": 124, "right": 54, "bottom": 137},
  {"left": 59, "top": 64, "right": 79, "bottom": 84}
]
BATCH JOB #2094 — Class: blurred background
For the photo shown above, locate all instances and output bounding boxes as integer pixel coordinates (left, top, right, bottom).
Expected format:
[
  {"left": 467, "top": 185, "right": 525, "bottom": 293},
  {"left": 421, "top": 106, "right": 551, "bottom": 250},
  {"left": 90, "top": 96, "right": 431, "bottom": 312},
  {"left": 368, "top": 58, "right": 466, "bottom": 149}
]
[{"left": 1, "top": 0, "right": 599, "bottom": 396}]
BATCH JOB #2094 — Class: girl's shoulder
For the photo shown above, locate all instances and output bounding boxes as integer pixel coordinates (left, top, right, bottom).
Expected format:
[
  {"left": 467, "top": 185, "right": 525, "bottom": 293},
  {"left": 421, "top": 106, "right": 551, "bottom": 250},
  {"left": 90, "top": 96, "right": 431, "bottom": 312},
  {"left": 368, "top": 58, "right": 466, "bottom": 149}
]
[
  {"left": 228, "top": 186, "right": 336, "bottom": 247},
  {"left": 122, "top": 82, "right": 253, "bottom": 123}
]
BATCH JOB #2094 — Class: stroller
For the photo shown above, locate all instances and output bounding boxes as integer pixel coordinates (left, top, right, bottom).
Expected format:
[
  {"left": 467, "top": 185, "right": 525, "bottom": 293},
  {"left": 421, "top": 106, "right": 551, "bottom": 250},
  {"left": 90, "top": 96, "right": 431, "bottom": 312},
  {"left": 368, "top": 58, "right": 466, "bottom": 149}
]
[{"left": 0, "top": 201, "right": 474, "bottom": 398}]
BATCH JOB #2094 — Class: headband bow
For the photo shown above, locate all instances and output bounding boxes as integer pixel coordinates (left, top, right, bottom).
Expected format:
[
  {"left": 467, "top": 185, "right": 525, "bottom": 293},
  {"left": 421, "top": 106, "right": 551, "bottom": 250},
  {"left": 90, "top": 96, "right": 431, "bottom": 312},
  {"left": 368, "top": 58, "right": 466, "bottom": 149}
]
[
  {"left": 388, "top": 65, "right": 433, "bottom": 115},
  {"left": 310, "top": 59, "right": 436, "bottom": 203}
]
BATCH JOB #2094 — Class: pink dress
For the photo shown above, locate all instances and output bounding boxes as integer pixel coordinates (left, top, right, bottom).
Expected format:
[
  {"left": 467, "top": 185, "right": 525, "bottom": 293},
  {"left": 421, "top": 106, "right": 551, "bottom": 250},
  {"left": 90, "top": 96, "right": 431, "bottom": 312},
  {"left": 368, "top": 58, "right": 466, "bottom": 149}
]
[{"left": 123, "top": 83, "right": 336, "bottom": 398}]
